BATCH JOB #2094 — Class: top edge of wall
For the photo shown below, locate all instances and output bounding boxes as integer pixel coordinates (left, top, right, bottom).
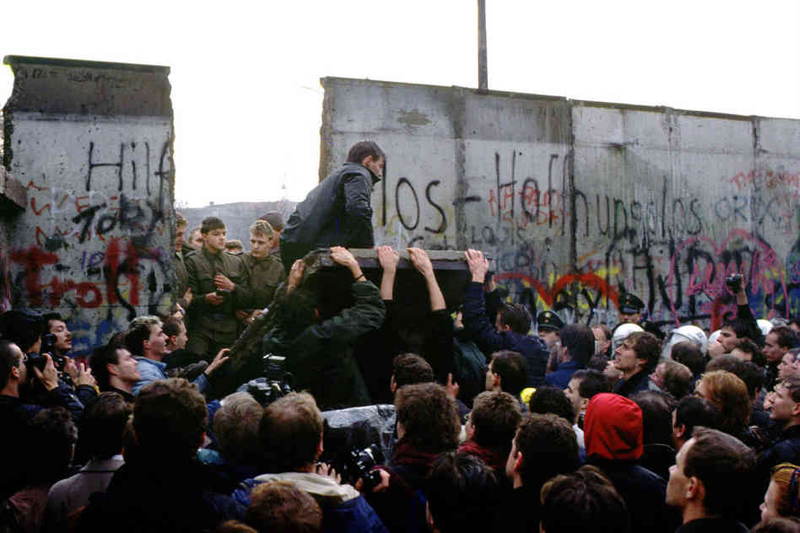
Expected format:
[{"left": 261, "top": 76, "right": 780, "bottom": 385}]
[{"left": 4, "top": 55, "right": 170, "bottom": 74}]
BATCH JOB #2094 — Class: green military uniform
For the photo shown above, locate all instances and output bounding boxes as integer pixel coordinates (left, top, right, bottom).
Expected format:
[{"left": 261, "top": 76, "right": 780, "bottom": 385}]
[
  {"left": 241, "top": 252, "right": 286, "bottom": 311},
  {"left": 185, "top": 247, "right": 252, "bottom": 360}
]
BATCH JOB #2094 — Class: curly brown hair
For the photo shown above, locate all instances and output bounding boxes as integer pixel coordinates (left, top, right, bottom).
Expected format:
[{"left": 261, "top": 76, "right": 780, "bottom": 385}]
[
  {"left": 395, "top": 383, "right": 460, "bottom": 454},
  {"left": 246, "top": 481, "right": 322, "bottom": 533},
  {"left": 134, "top": 378, "right": 207, "bottom": 458},
  {"left": 259, "top": 392, "right": 323, "bottom": 472},
  {"left": 470, "top": 391, "right": 522, "bottom": 448}
]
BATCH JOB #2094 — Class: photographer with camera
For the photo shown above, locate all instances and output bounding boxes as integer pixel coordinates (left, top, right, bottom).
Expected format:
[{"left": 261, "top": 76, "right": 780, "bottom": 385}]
[
  {"left": 42, "top": 312, "right": 99, "bottom": 407},
  {"left": 233, "top": 392, "right": 387, "bottom": 532}
]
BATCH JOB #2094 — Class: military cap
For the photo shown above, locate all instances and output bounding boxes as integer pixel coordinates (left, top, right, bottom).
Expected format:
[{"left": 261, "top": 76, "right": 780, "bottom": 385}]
[
  {"left": 619, "top": 293, "right": 645, "bottom": 315},
  {"left": 537, "top": 310, "right": 564, "bottom": 332}
]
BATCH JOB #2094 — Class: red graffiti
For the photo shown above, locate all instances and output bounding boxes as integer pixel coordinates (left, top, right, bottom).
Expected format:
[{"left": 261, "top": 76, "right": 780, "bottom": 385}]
[
  {"left": 105, "top": 238, "right": 140, "bottom": 306},
  {"left": 494, "top": 272, "right": 620, "bottom": 308}
]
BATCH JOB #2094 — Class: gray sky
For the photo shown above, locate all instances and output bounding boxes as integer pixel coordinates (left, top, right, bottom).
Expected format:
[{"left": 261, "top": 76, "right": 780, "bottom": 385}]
[{"left": 2, "top": 0, "right": 798, "bottom": 207}]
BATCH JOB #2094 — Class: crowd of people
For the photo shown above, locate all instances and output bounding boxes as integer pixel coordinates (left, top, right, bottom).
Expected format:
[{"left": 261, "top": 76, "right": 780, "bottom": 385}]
[{"left": 2, "top": 141, "right": 800, "bottom": 532}]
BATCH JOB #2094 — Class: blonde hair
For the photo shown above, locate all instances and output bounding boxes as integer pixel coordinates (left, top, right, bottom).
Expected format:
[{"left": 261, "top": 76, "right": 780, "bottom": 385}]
[
  {"left": 700, "top": 370, "right": 751, "bottom": 435},
  {"left": 771, "top": 463, "right": 800, "bottom": 518},
  {"left": 249, "top": 220, "right": 274, "bottom": 239}
]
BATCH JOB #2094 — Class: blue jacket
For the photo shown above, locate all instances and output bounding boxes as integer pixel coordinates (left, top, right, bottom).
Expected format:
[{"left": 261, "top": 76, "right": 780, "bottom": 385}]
[
  {"left": 545, "top": 360, "right": 584, "bottom": 390},
  {"left": 462, "top": 282, "right": 549, "bottom": 386},
  {"left": 133, "top": 357, "right": 208, "bottom": 395}
]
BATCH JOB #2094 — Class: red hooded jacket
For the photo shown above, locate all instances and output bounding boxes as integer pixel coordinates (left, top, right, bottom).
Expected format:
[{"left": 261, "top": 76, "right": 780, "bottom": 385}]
[{"left": 584, "top": 393, "right": 644, "bottom": 461}]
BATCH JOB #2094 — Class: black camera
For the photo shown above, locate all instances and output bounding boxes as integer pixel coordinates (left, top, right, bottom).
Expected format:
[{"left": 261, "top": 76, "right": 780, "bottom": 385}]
[
  {"left": 40, "top": 333, "right": 57, "bottom": 356},
  {"left": 26, "top": 352, "right": 48, "bottom": 372},
  {"left": 725, "top": 273, "right": 743, "bottom": 293},
  {"left": 343, "top": 444, "right": 383, "bottom": 490},
  {"left": 244, "top": 354, "right": 293, "bottom": 406}
]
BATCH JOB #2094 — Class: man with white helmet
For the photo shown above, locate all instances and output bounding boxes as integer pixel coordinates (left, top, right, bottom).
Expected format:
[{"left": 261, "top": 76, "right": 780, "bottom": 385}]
[{"left": 662, "top": 325, "right": 708, "bottom": 361}]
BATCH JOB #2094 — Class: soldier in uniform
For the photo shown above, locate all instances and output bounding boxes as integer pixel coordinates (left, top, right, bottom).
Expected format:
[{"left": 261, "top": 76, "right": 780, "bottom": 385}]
[
  {"left": 185, "top": 217, "right": 252, "bottom": 360},
  {"left": 174, "top": 213, "right": 194, "bottom": 313},
  {"left": 538, "top": 310, "right": 565, "bottom": 349},
  {"left": 237, "top": 220, "right": 286, "bottom": 327},
  {"left": 618, "top": 293, "right": 645, "bottom": 325}
]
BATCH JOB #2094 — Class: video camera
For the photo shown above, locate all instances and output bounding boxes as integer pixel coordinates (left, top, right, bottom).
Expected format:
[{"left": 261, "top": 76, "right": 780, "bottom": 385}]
[{"left": 244, "top": 354, "right": 293, "bottom": 406}]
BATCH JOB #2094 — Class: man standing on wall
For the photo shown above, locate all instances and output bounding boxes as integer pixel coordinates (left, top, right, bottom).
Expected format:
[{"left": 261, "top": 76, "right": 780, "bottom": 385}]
[{"left": 280, "top": 141, "right": 385, "bottom": 269}]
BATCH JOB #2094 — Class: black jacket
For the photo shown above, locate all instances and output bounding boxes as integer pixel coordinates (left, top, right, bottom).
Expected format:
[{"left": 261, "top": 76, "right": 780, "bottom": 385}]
[{"left": 281, "top": 163, "right": 379, "bottom": 265}]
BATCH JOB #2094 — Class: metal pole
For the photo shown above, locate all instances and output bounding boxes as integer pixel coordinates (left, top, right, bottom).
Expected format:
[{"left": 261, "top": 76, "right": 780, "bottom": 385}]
[{"left": 478, "top": 0, "right": 488, "bottom": 92}]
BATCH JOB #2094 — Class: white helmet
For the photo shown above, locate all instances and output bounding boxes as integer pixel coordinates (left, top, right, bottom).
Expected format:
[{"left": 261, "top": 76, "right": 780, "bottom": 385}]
[
  {"left": 757, "top": 319, "right": 773, "bottom": 338},
  {"left": 611, "top": 323, "right": 645, "bottom": 354},
  {"left": 662, "top": 325, "right": 708, "bottom": 359}
]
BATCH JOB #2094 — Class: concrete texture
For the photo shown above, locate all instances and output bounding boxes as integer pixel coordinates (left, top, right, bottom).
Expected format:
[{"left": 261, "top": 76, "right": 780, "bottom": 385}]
[
  {"left": 320, "top": 77, "right": 800, "bottom": 330},
  {"left": 2, "top": 56, "right": 175, "bottom": 355}
]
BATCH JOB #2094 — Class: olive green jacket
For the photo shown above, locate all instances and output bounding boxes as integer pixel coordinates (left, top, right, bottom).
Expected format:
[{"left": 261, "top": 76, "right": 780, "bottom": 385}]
[
  {"left": 241, "top": 252, "right": 286, "bottom": 310},
  {"left": 186, "top": 247, "right": 252, "bottom": 333}
]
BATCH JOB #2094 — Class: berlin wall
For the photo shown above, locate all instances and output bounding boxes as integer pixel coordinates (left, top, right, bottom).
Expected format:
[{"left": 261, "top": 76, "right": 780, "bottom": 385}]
[
  {"left": 2, "top": 56, "right": 175, "bottom": 355},
  {"left": 320, "top": 77, "right": 800, "bottom": 329}
]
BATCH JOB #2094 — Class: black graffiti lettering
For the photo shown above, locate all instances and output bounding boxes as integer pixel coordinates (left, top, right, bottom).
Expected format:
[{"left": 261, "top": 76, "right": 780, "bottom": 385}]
[
  {"left": 732, "top": 195, "right": 748, "bottom": 223},
  {"left": 395, "top": 177, "right": 420, "bottom": 231},
  {"left": 613, "top": 199, "right": 628, "bottom": 239},
  {"left": 482, "top": 226, "right": 496, "bottom": 246},
  {"left": 424, "top": 180, "right": 447, "bottom": 234},
  {"left": 521, "top": 177, "right": 539, "bottom": 222},
  {"left": 687, "top": 199, "right": 703, "bottom": 235},
  {"left": 71, "top": 204, "right": 106, "bottom": 243},
  {"left": 596, "top": 195, "right": 610, "bottom": 236},
  {"left": 86, "top": 142, "right": 124, "bottom": 192},
  {"left": 96, "top": 212, "right": 117, "bottom": 235}
]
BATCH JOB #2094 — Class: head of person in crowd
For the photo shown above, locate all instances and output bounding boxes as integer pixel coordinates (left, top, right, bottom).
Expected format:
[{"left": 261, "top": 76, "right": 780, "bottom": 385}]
[
  {"left": 486, "top": 350, "right": 527, "bottom": 397},
  {"left": 213, "top": 392, "right": 263, "bottom": 468},
  {"left": 506, "top": 413, "right": 579, "bottom": 490},
  {"left": 766, "top": 327, "right": 800, "bottom": 367},
  {"left": 752, "top": 517, "right": 800, "bottom": 533},
  {"left": 618, "top": 293, "right": 645, "bottom": 325},
  {"left": 662, "top": 325, "right": 708, "bottom": 361},
  {"left": 529, "top": 386, "right": 577, "bottom": 426},
  {"left": 696, "top": 370, "right": 751, "bottom": 438},
  {"left": 225, "top": 239, "right": 244, "bottom": 255},
  {"left": 610, "top": 322, "right": 644, "bottom": 354},
  {"left": 672, "top": 396, "right": 720, "bottom": 450},
  {"left": 395, "top": 383, "right": 460, "bottom": 455},
  {"left": 593, "top": 324, "right": 613, "bottom": 357},
  {"left": 631, "top": 390, "right": 676, "bottom": 450},
  {"left": 189, "top": 226, "right": 203, "bottom": 249},
  {"left": 665, "top": 427, "right": 756, "bottom": 524},
  {"left": 769, "top": 377, "right": 800, "bottom": 431},
  {"left": 425, "top": 452, "right": 501, "bottom": 533},
  {"left": 79, "top": 392, "right": 131, "bottom": 461},
  {"left": 258, "top": 212, "right": 284, "bottom": 252},
  {"left": 248, "top": 220, "right": 275, "bottom": 259},
  {"left": 650, "top": 360, "right": 693, "bottom": 400},
  {"left": 732, "top": 337, "right": 766, "bottom": 366},
  {"left": 779, "top": 348, "right": 800, "bottom": 382},
  {"left": 707, "top": 355, "right": 767, "bottom": 402},
  {"left": 163, "top": 317, "right": 188, "bottom": 353},
  {"left": 537, "top": 310, "right": 563, "bottom": 348},
  {"left": 463, "top": 391, "right": 522, "bottom": 470},
  {"left": 390, "top": 353, "right": 434, "bottom": 395},
  {"left": 557, "top": 324, "right": 594, "bottom": 368},
  {"left": 24, "top": 407, "right": 78, "bottom": 486},
  {"left": 244, "top": 481, "right": 322, "bottom": 533},
  {"left": 671, "top": 341, "right": 707, "bottom": 379},
  {"left": 790, "top": 318, "right": 800, "bottom": 335},
  {"left": 613, "top": 331, "right": 660, "bottom": 381},
  {"left": 495, "top": 303, "right": 532, "bottom": 336},
  {"left": 125, "top": 320, "right": 168, "bottom": 361},
  {"left": 89, "top": 341, "right": 140, "bottom": 395},
  {"left": 761, "top": 463, "right": 800, "bottom": 524},
  {"left": 259, "top": 392, "right": 324, "bottom": 473},
  {"left": 540, "top": 465, "right": 630, "bottom": 533},
  {"left": 175, "top": 212, "right": 188, "bottom": 252},
  {"left": 133, "top": 378, "right": 207, "bottom": 461},
  {"left": 0, "top": 308, "right": 46, "bottom": 354},
  {"left": 347, "top": 140, "right": 386, "bottom": 178},
  {"left": 201, "top": 217, "right": 227, "bottom": 254},
  {"left": 761, "top": 319, "right": 777, "bottom": 338},
  {"left": 587, "top": 354, "right": 611, "bottom": 372},
  {"left": 0, "top": 340, "right": 28, "bottom": 397},
  {"left": 43, "top": 312, "right": 73, "bottom": 357},
  {"left": 720, "top": 315, "right": 762, "bottom": 353},
  {"left": 584, "top": 393, "right": 643, "bottom": 462},
  {"left": 564, "top": 369, "right": 612, "bottom": 424}
]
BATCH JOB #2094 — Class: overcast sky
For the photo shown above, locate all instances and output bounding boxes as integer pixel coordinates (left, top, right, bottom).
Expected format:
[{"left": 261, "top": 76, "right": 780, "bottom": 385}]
[{"left": 1, "top": 0, "right": 798, "bottom": 207}]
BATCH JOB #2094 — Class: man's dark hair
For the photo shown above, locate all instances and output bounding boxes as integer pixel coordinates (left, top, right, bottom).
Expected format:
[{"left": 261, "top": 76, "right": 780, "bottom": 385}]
[
  {"left": 392, "top": 353, "right": 434, "bottom": 388},
  {"left": 346, "top": 141, "right": 385, "bottom": 165},
  {"left": 277, "top": 287, "right": 318, "bottom": 338},
  {"left": 80, "top": 392, "right": 131, "bottom": 459},
  {"left": 162, "top": 317, "right": 183, "bottom": 338},
  {"left": 560, "top": 324, "right": 595, "bottom": 366},
  {"left": 661, "top": 360, "right": 694, "bottom": 400},
  {"left": 42, "top": 312, "right": 63, "bottom": 330},
  {"left": 627, "top": 331, "right": 661, "bottom": 373},
  {"left": 572, "top": 369, "right": 612, "bottom": 399},
  {"left": 470, "top": 391, "right": 522, "bottom": 448},
  {"left": 752, "top": 518, "right": 800, "bottom": 533},
  {"left": 721, "top": 317, "right": 760, "bottom": 345},
  {"left": 671, "top": 341, "right": 707, "bottom": 377},
  {"left": 541, "top": 465, "right": 630, "bottom": 533},
  {"left": 425, "top": 452, "right": 501, "bottom": 533},
  {"left": 201, "top": 216, "right": 226, "bottom": 234},
  {"left": 0, "top": 339, "right": 22, "bottom": 390},
  {"left": 26, "top": 407, "right": 79, "bottom": 484},
  {"left": 734, "top": 337, "right": 766, "bottom": 367},
  {"left": 89, "top": 341, "right": 125, "bottom": 391},
  {"left": 259, "top": 211, "right": 285, "bottom": 232},
  {"left": 587, "top": 354, "right": 610, "bottom": 372},
  {"left": 497, "top": 303, "right": 532, "bottom": 335},
  {"left": 779, "top": 376, "right": 800, "bottom": 403},
  {"left": 490, "top": 350, "right": 527, "bottom": 396},
  {"left": 259, "top": 392, "right": 323, "bottom": 473},
  {"left": 706, "top": 354, "right": 764, "bottom": 399},
  {"left": 395, "top": 383, "right": 460, "bottom": 455},
  {"left": 133, "top": 378, "right": 207, "bottom": 459},
  {"left": 771, "top": 326, "right": 799, "bottom": 349},
  {"left": 683, "top": 427, "right": 756, "bottom": 517},
  {"left": 245, "top": 481, "right": 322, "bottom": 533},
  {"left": 674, "top": 396, "right": 720, "bottom": 442},
  {"left": 0, "top": 309, "right": 45, "bottom": 353},
  {"left": 631, "top": 390, "right": 675, "bottom": 447},
  {"left": 125, "top": 322, "right": 155, "bottom": 358},
  {"left": 529, "top": 386, "right": 576, "bottom": 425},
  {"left": 514, "top": 413, "right": 579, "bottom": 488}
]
